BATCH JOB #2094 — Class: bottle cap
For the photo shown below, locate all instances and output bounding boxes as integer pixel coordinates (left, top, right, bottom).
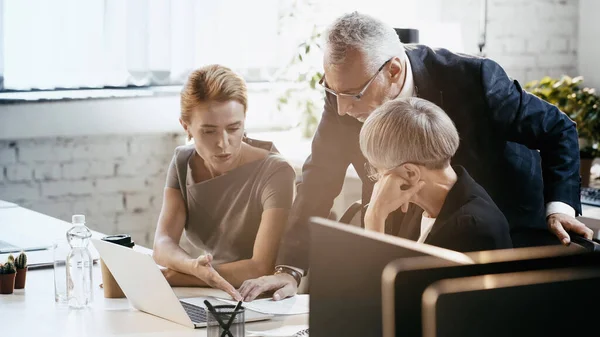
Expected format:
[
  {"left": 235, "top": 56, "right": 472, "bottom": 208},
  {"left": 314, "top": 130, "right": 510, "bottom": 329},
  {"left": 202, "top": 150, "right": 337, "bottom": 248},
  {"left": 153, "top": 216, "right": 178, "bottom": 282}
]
[{"left": 72, "top": 214, "right": 86, "bottom": 224}]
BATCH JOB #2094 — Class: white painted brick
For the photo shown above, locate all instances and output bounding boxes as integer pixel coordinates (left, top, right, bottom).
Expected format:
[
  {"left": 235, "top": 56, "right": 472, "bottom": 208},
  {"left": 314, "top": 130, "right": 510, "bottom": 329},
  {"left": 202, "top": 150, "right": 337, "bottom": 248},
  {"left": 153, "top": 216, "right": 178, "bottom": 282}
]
[
  {"left": 129, "top": 230, "right": 151, "bottom": 248},
  {"left": 128, "top": 134, "right": 181, "bottom": 157},
  {"left": 116, "top": 157, "right": 167, "bottom": 177},
  {"left": 549, "top": 38, "right": 569, "bottom": 53},
  {"left": 115, "top": 211, "right": 156, "bottom": 233},
  {"left": 41, "top": 180, "right": 95, "bottom": 198},
  {"left": 72, "top": 141, "right": 129, "bottom": 161},
  {"left": 0, "top": 148, "right": 17, "bottom": 165},
  {"left": 70, "top": 194, "right": 125, "bottom": 215},
  {"left": 26, "top": 200, "right": 74, "bottom": 220},
  {"left": 537, "top": 0, "right": 578, "bottom": 20},
  {"left": 33, "top": 164, "right": 62, "bottom": 181},
  {"left": 95, "top": 177, "right": 147, "bottom": 194},
  {"left": 97, "top": 195, "right": 126, "bottom": 213},
  {"left": 491, "top": 55, "right": 537, "bottom": 70},
  {"left": 0, "top": 183, "right": 40, "bottom": 201},
  {"left": 527, "top": 39, "right": 549, "bottom": 53},
  {"left": 525, "top": 68, "right": 552, "bottom": 83},
  {"left": 85, "top": 214, "right": 118, "bottom": 235},
  {"left": 62, "top": 161, "right": 115, "bottom": 180},
  {"left": 19, "top": 144, "right": 73, "bottom": 163},
  {"left": 5, "top": 164, "right": 33, "bottom": 182},
  {"left": 536, "top": 20, "right": 576, "bottom": 37},
  {"left": 504, "top": 37, "right": 527, "bottom": 54},
  {"left": 537, "top": 53, "right": 576, "bottom": 68},
  {"left": 505, "top": 69, "right": 526, "bottom": 83},
  {"left": 125, "top": 194, "right": 151, "bottom": 211}
]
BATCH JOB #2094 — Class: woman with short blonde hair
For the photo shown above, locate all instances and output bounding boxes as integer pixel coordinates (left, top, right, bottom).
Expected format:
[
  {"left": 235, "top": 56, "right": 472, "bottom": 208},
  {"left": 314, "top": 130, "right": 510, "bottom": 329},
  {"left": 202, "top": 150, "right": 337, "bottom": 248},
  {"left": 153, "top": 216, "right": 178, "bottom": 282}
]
[
  {"left": 152, "top": 65, "right": 295, "bottom": 300},
  {"left": 361, "top": 97, "right": 511, "bottom": 252}
]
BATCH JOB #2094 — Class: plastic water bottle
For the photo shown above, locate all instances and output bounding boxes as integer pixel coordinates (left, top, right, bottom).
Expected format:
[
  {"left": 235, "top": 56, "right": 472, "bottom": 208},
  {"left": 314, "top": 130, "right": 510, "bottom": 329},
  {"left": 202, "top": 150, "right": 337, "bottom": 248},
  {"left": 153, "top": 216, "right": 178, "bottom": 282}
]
[{"left": 66, "top": 214, "right": 93, "bottom": 309}]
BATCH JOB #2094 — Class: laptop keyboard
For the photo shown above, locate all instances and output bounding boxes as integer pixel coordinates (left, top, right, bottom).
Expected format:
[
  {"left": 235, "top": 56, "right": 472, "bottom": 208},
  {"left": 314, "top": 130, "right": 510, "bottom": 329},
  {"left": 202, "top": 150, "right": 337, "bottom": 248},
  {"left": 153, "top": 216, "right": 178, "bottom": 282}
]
[{"left": 180, "top": 301, "right": 208, "bottom": 323}]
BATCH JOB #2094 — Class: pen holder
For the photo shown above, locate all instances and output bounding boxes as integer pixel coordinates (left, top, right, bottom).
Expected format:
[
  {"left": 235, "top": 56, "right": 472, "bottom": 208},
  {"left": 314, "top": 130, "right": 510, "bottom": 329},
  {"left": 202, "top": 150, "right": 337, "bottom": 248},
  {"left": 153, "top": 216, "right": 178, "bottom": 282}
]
[
  {"left": 100, "top": 235, "right": 134, "bottom": 298},
  {"left": 207, "top": 305, "right": 245, "bottom": 337}
]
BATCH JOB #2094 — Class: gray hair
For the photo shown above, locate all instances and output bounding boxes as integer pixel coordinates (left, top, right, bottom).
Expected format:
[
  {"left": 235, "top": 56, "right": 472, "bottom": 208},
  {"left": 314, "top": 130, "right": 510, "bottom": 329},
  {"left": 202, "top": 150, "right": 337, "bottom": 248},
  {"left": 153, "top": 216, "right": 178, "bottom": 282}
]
[
  {"left": 360, "top": 97, "right": 460, "bottom": 170},
  {"left": 324, "top": 12, "right": 405, "bottom": 72}
]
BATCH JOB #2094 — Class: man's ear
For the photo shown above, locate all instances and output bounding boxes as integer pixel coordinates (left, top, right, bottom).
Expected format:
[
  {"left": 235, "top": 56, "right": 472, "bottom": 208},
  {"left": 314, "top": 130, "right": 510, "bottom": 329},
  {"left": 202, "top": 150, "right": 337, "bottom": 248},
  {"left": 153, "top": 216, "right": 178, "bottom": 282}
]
[
  {"left": 388, "top": 56, "right": 403, "bottom": 81},
  {"left": 400, "top": 163, "right": 421, "bottom": 185}
]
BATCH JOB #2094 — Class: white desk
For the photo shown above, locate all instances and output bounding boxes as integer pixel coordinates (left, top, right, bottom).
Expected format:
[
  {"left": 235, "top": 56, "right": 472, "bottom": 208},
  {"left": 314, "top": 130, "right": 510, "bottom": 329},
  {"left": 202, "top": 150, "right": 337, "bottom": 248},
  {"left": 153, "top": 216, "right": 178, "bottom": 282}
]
[{"left": 0, "top": 207, "right": 308, "bottom": 336}]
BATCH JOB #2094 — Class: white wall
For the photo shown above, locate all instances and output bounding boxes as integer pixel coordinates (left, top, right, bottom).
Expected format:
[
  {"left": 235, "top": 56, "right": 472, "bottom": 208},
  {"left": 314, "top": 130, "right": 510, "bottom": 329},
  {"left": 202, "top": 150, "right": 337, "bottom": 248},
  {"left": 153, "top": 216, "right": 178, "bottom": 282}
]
[{"left": 578, "top": 0, "right": 600, "bottom": 90}]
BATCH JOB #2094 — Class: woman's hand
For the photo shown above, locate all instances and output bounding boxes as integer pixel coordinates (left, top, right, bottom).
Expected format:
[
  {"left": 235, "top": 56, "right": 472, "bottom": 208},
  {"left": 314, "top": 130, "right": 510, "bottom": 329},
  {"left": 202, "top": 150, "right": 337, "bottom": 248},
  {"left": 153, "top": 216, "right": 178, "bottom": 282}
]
[
  {"left": 365, "top": 174, "right": 425, "bottom": 232},
  {"left": 192, "top": 254, "right": 243, "bottom": 301}
]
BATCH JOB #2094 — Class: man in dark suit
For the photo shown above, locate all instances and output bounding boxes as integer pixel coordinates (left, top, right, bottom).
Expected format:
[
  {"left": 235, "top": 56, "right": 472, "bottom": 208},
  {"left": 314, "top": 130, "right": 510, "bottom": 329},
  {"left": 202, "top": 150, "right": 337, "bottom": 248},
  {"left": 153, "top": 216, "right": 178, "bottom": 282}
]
[{"left": 238, "top": 12, "right": 593, "bottom": 302}]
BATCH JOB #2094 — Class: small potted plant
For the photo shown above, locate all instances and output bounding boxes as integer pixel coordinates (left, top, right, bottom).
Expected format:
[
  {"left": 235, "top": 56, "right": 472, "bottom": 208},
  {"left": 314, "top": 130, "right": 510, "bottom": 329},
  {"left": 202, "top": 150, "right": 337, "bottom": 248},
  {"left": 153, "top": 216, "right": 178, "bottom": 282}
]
[
  {"left": 14, "top": 252, "right": 28, "bottom": 289},
  {"left": 0, "top": 261, "right": 17, "bottom": 294}
]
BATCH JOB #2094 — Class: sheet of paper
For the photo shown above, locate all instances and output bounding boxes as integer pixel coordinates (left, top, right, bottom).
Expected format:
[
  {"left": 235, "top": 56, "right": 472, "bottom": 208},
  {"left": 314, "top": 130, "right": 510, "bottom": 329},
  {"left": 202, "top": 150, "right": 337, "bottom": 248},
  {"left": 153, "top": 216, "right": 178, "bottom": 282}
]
[
  {"left": 220, "top": 294, "right": 309, "bottom": 315},
  {"left": 247, "top": 324, "right": 309, "bottom": 337}
]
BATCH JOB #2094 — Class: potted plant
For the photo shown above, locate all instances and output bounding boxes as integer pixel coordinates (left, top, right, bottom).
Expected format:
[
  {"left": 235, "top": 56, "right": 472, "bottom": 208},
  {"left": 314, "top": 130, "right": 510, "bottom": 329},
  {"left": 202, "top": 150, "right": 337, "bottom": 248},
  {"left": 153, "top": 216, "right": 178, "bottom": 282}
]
[
  {"left": 0, "top": 261, "right": 17, "bottom": 294},
  {"left": 525, "top": 76, "right": 600, "bottom": 186},
  {"left": 14, "top": 252, "right": 28, "bottom": 289},
  {"left": 275, "top": 0, "right": 325, "bottom": 139}
]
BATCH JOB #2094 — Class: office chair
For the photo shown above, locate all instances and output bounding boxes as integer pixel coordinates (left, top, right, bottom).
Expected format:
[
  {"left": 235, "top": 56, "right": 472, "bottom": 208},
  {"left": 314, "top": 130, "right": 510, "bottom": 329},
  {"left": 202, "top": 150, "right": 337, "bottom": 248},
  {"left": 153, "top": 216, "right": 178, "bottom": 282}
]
[{"left": 339, "top": 200, "right": 366, "bottom": 228}]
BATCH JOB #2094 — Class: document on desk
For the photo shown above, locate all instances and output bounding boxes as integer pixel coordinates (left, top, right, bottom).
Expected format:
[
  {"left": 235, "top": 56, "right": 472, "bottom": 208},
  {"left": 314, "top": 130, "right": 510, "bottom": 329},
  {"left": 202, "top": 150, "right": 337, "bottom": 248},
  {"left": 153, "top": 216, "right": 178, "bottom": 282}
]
[
  {"left": 247, "top": 324, "right": 309, "bottom": 336},
  {"left": 220, "top": 294, "right": 309, "bottom": 315}
]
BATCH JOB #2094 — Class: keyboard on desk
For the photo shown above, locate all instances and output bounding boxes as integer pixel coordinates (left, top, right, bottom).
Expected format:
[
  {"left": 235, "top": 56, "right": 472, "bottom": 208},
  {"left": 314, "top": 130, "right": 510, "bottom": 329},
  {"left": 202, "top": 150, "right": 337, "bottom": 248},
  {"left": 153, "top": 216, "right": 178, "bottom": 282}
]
[
  {"left": 581, "top": 187, "right": 600, "bottom": 207},
  {"left": 180, "top": 301, "right": 208, "bottom": 324}
]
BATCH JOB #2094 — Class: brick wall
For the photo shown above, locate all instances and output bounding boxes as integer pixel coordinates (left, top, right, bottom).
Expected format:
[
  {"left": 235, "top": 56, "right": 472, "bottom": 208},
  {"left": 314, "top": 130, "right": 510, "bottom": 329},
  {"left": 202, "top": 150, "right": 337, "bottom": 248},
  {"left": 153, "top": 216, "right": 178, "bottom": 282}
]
[
  {"left": 440, "top": 0, "right": 579, "bottom": 83},
  {"left": 0, "top": 133, "right": 184, "bottom": 247}
]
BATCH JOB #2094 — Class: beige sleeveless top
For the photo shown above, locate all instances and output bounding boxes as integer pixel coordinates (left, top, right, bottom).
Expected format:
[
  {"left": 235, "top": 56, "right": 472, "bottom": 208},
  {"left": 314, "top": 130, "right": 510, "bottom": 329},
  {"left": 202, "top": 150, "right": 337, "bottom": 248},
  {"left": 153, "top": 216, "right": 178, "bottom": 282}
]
[{"left": 165, "top": 138, "right": 295, "bottom": 265}]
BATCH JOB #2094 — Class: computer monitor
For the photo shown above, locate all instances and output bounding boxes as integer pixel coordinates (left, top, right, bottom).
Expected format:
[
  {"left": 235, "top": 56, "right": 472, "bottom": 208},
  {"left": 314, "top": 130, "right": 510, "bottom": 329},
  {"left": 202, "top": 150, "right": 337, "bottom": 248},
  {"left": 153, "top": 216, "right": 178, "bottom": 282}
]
[
  {"left": 422, "top": 266, "right": 600, "bottom": 337},
  {"left": 382, "top": 244, "right": 600, "bottom": 337},
  {"left": 308, "top": 217, "right": 474, "bottom": 337}
]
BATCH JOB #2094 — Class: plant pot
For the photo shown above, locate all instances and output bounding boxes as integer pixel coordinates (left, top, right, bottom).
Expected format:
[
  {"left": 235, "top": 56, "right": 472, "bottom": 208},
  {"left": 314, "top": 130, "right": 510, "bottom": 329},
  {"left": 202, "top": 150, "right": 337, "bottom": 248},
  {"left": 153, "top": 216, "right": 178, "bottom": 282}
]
[
  {"left": 581, "top": 158, "right": 593, "bottom": 188},
  {"left": 15, "top": 267, "right": 27, "bottom": 289},
  {"left": 0, "top": 273, "right": 16, "bottom": 294}
]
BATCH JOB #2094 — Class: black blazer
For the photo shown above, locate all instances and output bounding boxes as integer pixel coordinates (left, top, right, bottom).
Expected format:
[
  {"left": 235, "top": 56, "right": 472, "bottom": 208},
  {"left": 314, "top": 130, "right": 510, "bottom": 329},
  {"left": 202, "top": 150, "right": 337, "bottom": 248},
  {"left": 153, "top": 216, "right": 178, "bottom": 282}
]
[
  {"left": 278, "top": 45, "right": 581, "bottom": 270},
  {"left": 395, "top": 166, "right": 512, "bottom": 252}
]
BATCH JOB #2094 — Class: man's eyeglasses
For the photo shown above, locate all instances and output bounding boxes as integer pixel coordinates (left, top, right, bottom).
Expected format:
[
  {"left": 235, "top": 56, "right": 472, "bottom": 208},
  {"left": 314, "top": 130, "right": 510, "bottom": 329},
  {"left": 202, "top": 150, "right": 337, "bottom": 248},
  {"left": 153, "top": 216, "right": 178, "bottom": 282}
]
[
  {"left": 364, "top": 161, "right": 422, "bottom": 183},
  {"left": 318, "top": 58, "right": 392, "bottom": 101}
]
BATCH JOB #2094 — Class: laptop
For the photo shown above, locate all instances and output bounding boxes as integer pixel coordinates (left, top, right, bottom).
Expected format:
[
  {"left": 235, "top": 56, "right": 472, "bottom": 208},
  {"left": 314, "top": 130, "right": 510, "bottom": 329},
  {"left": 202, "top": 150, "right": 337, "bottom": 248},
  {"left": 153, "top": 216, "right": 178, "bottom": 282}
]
[{"left": 92, "top": 239, "right": 273, "bottom": 328}]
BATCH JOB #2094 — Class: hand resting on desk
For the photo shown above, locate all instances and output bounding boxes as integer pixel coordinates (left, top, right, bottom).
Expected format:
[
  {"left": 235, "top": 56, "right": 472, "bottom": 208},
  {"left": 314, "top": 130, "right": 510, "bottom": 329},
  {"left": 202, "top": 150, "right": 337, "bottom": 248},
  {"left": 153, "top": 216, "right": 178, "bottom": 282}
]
[{"left": 239, "top": 273, "right": 297, "bottom": 302}]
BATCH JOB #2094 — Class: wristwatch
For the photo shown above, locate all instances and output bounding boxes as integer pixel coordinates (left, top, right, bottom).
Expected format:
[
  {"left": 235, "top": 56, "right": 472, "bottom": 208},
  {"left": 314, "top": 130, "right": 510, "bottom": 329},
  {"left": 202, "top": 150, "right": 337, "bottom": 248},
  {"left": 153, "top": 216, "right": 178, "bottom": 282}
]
[{"left": 274, "top": 266, "right": 302, "bottom": 287}]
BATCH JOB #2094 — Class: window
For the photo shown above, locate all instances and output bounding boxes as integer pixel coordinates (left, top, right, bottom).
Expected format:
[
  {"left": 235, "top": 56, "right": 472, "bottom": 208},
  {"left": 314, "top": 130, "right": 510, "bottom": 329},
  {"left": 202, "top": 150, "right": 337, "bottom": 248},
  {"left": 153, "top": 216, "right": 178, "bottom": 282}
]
[
  {"left": 0, "top": 0, "right": 285, "bottom": 91},
  {"left": 0, "top": 0, "right": 466, "bottom": 93}
]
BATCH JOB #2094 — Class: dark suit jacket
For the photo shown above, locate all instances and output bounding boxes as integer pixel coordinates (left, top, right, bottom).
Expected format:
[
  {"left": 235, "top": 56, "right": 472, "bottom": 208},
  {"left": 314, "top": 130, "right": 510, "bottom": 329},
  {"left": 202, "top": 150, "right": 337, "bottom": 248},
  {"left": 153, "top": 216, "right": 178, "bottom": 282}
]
[
  {"left": 277, "top": 45, "right": 581, "bottom": 270},
  {"left": 396, "top": 166, "right": 512, "bottom": 252}
]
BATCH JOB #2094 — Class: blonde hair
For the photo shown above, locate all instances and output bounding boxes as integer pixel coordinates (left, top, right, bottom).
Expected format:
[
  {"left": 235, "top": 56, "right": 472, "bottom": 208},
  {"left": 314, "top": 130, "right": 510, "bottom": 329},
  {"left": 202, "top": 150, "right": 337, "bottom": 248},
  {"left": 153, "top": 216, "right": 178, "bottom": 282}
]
[
  {"left": 180, "top": 64, "right": 248, "bottom": 126},
  {"left": 360, "top": 97, "right": 459, "bottom": 170}
]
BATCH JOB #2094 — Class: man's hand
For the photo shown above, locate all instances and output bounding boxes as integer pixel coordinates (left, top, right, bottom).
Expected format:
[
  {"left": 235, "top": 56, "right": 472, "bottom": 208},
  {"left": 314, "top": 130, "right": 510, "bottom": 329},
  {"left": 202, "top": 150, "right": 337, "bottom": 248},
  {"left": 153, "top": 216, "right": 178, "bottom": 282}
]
[
  {"left": 547, "top": 213, "right": 594, "bottom": 245},
  {"left": 238, "top": 273, "right": 298, "bottom": 302},
  {"left": 193, "top": 254, "right": 243, "bottom": 301}
]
